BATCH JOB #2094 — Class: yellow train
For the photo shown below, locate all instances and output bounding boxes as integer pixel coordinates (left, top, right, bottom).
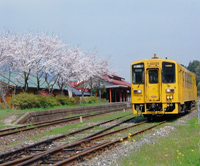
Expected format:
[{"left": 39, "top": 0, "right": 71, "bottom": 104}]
[{"left": 131, "top": 54, "right": 197, "bottom": 120}]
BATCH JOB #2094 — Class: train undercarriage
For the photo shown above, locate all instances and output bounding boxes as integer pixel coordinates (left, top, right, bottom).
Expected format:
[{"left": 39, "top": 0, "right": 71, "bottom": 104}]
[{"left": 134, "top": 101, "right": 195, "bottom": 121}]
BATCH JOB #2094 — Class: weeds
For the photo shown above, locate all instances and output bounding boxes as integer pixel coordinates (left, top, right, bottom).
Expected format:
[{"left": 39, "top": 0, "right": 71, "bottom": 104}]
[{"left": 121, "top": 116, "right": 200, "bottom": 166}]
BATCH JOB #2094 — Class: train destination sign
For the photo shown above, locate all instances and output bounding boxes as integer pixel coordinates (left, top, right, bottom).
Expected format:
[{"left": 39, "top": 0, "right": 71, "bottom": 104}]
[{"left": 147, "top": 62, "right": 159, "bottom": 66}]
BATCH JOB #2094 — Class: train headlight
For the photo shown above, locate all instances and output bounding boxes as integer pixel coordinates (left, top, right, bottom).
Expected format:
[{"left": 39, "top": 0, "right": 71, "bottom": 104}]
[
  {"left": 133, "top": 89, "right": 142, "bottom": 94},
  {"left": 166, "top": 88, "right": 175, "bottom": 93},
  {"left": 166, "top": 95, "right": 173, "bottom": 100}
]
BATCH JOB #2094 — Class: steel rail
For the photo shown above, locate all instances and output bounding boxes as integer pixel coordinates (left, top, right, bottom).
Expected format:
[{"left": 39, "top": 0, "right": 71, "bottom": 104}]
[
  {"left": 0, "top": 109, "right": 127, "bottom": 137},
  {"left": 0, "top": 117, "right": 79, "bottom": 137},
  {"left": 53, "top": 121, "right": 166, "bottom": 166},
  {"left": 0, "top": 114, "right": 132, "bottom": 164},
  {"left": 0, "top": 108, "right": 128, "bottom": 134},
  {"left": 2, "top": 116, "right": 137, "bottom": 166},
  {"left": 0, "top": 115, "right": 82, "bottom": 134}
]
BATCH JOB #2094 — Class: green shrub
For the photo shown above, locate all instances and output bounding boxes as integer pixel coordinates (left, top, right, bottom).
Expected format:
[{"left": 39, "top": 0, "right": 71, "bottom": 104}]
[
  {"left": 38, "top": 95, "right": 61, "bottom": 108},
  {"left": 89, "top": 96, "right": 100, "bottom": 103},
  {"left": 11, "top": 93, "right": 62, "bottom": 109},
  {"left": 81, "top": 97, "right": 89, "bottom": 104},
  {"left": 55, "top": 95, "right": 68, "bottom": 105},
  {"left": 100, "top": 98, "right": 107, "bottom": 103},
  {"left": 11, "top": 93, "right": 106, "bottom": 110},
  {"left": 66, "top": 97, "right": 76, "bottom": 105},
  {"left": 74, "top": 96, "right": 80, "bottom": 104},
  {"left": 55, "top": 96, "right": 77, "bottom": 105},
  {"left": 81, "top": 96, "right": 100, "bottom": 104},
  {"left": 0, "top": 103, "right": 5, "bottom": 110},
  {"left": 11, "top": 93, "right": 40, "bottom": 109}
]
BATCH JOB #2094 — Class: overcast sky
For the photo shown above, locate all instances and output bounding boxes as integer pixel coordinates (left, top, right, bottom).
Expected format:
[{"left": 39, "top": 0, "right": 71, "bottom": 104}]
[{"left": 0, "top": 0, "right": 199, "bottom": 82}]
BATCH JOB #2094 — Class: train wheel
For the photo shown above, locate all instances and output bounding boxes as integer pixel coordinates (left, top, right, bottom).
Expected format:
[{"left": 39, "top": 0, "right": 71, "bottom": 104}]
[
  {"left": 146, "top": 115, "right": 155, "bottom": 122},
  {"left": 183, "top": 104, "right": 188, "bottom": 113},
  {"left": 186, "top": 102, "right": 192, "bottom": 111}
]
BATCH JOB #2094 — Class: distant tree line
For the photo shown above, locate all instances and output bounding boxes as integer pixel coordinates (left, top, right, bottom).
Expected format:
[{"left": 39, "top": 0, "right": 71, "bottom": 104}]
[{"left": 187, "top": 60, "right": 200, "bottom": 96}]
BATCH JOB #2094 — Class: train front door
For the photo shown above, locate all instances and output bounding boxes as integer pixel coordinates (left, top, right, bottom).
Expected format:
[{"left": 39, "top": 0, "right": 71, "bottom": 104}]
[{"left": 145, "top": 69, "right": 161, "bottom": 102}]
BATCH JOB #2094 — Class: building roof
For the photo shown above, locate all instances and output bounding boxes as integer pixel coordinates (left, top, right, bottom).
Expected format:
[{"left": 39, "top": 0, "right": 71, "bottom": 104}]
[
  {"left": 0, "top": 72, "right": 90, "bottom": 96},
  {"left": 72, "top": 74, "right": 131, "bottom": 90},
  {"left": 72, "top": 88, "right": 91, "bottom": 96},
  {"left": 0, "top": 72, "right": 60, "bottom": 89},
  {"left": 101, "top": 75, "right": 131, "bottom": 88}
]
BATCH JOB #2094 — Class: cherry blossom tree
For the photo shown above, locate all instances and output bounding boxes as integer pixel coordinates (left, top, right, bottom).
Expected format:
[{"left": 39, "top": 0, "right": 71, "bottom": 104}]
[
  {"left": 74, "top": 51, "right": 113, "bottom": 97},
  {"left": 0, "top": 32, "right": 67, "bottom": 93},
  {"left": 56, "top": 47, "right": 82, "bottom": 95},
  {"left": 32, "top": 34, "right": 66, "bottom": 94},
  {"left": 0, "top": 31, "right": 18, "bottom": 81},
  {"left": 0, "top": 31, "right": 19, "bottom": 107},
  {"left": 0, "top": 30, "right": 115, "bottom": 100},
  {"left": 12, "top": 33, "right": 40, "bottom": 92}
]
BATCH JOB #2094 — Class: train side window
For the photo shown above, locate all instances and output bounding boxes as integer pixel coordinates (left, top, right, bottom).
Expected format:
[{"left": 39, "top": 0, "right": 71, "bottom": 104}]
[
  {"left": 162, "top": 62, "right": 175, "bottom": 83},
  {"left": 132, "top": 63, "right": 144, "bottom": 84},
  {"left": 182, "top": 71, "right": 185, "bottom": 87},
  {"left": 149, "top": 70, "right": 158, "bottom": 83}
]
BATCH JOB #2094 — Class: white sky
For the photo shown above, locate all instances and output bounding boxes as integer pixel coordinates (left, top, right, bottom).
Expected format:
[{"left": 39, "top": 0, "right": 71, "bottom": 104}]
[{"left": 0, "top": 0, "right": 199, "bottom": 82}]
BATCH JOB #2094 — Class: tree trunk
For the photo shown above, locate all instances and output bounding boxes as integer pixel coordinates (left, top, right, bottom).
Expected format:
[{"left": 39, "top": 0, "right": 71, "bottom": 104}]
[
  {"left": 81, "top": 87, "right": 84, "bottom": 98},
  {"left": 90, "top": 78, "right": 93, "bottom": 96},
  {"left": 1, "top": 94, "right": 8, "bottom": 108},
  {"left": 0, "top": 87, "right": 9, "bottom": 108},
  {"left": 24, "top": 72, "right": 30, "bottom": 93},
  {"left": 24, "top": 77, "right": 28, "bottom": 92},
  {"left": 36, "top": 72, "right": 40, "bottom": 94},
  {"left": 99, "top": 89, "right": 101, "bottom": 102},
  {"left": 60, "top": 87, "right": 64, "bottom": 96},
  {"left": 68, "top": 88, "right": 73, "bottom": 98}
]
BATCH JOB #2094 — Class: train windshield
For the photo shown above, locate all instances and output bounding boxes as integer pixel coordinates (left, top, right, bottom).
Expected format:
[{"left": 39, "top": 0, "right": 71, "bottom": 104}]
[
  {"left": 162, "top": 62, "right": 175, "bottom": 83},
  {"left": 132, "top": 63, "right": 144, "bottom": 84},
  {"left": 149, "top": 70, "right": 158, "bottom": 83}
]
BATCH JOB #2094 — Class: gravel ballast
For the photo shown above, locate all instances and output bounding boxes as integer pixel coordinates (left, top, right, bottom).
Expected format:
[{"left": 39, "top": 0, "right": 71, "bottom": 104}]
[{"left": 77, "top": 110, "right": 198, "bottom": 166}]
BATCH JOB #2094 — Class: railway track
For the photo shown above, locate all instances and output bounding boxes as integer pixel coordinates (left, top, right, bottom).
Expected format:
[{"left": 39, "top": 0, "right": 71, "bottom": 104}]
[
  {"left": 0, "top": 116, "right": 79, "bottom": 137},
  {"left": 0, "top": 108, "right": 193, "bottom": 165},
  {"left": 0, "top": 114, "right": 134, "bottom": 164},
  {"left": 0, "top": 109, "right": 126, "bottom": 138},
  {"left": 53, "top": 121, "right": 166, "bottom": 166},
  {"left": 0, "top": 118, "right": 166, "bottom": 166}
]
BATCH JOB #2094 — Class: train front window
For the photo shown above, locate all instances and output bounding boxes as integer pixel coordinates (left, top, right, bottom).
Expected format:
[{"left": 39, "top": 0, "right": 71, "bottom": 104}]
[
  {"left": 162, "top": 62, "right": 175, "bottom": 83},
  {"left": 149, "top": 70, "right": 158, "bottom": 83},
  {"left": 132, "top": 63, "right": 144, "bottom": 84}
]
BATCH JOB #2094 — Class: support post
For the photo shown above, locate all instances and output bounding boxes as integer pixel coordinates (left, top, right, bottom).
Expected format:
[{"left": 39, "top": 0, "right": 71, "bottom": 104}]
[
  {"left": 119, "top": 89, "right": 122, "bottom": 102},
  {"left": 115, "top": 89, "right": 117, "bottom": 102},
  {"left": 109, "top": 88, "right": 112, "bottom": 103},
  {"left": 126, "top": 89, "right": 128, "bottom": 101},
  {"left": 122, "top": 89, "right": 124, "bottom": 102}
]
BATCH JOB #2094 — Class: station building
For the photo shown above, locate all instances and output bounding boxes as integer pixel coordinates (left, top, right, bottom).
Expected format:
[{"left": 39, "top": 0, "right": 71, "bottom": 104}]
[
  {"left": 0, "top": 72, "right": 90, "bottom": 107},
  {"left": 72, "top": 74, "right": 131, "bottom": 103},
  {"left": 101, "top": 74, "right": 131, "bottom": 102}
]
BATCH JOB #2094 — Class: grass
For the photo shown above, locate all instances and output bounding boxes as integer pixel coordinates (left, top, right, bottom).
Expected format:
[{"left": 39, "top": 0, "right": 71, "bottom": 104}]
[
  {"left": 121, "top": 116, "right": 200, "bottom": 166},
  {"left": 2, "top": 110, "right": 133, "bottom": 148},
  {"left": 0, "top": 102, "right": 109, "bottom": 128},
  {"left": 3, "top": 109, "right": 199, "bottom": 166},
  {"left": 86, "top": 111, "right": 133, "bottom": 123}
]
